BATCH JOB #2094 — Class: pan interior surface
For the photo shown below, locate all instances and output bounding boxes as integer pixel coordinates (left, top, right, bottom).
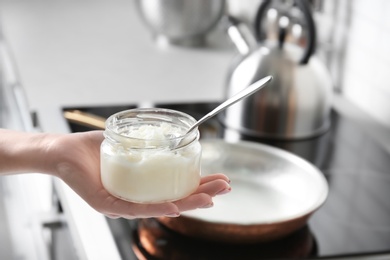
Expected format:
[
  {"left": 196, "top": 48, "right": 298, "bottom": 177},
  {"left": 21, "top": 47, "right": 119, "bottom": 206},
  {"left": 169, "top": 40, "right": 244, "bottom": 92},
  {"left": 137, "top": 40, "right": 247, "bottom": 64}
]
[{"left": 182, "top": 139, "right": 328, "bottom": 224}]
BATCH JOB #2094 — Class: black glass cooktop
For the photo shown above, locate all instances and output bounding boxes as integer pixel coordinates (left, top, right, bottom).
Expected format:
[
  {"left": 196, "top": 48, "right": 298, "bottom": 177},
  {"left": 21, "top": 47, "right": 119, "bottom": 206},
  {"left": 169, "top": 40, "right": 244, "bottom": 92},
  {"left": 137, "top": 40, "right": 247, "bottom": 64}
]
[{"left": 64, "top": 101, "right": 390, "bottom": 259}]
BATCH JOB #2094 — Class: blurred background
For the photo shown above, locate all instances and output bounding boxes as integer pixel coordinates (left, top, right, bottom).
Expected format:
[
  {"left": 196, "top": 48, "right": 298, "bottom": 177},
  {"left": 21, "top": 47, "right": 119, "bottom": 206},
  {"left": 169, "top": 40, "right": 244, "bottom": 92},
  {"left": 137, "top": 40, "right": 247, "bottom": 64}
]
[{"left": 230, "top": 0, "right": 390, "bottom": 130}]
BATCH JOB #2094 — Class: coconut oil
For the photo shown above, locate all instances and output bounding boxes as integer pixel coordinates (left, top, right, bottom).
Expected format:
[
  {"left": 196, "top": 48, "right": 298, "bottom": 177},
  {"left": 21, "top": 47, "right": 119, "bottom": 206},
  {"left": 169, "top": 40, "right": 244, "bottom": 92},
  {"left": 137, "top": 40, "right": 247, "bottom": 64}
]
[{"left": 100, "top": 108, "right": 201, "bottom": 203}]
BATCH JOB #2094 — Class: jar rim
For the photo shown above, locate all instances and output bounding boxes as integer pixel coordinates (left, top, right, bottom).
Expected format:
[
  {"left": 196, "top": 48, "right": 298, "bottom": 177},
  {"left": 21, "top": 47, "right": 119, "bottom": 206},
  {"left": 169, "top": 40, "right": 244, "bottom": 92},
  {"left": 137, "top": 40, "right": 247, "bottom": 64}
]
[{"left": 104, "top": 108, "right": 199, "bottom": 150}]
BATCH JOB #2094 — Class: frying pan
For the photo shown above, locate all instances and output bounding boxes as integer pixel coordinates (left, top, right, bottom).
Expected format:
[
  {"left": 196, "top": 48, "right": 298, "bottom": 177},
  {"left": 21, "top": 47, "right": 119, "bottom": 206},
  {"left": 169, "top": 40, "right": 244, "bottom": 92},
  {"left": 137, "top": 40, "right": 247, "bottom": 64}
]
[
  {"left": 157, "top": 139, "right": 328, "bottom": 243},
  {"left": 64, "top": 110, "right": 328, "bottom": 243}
]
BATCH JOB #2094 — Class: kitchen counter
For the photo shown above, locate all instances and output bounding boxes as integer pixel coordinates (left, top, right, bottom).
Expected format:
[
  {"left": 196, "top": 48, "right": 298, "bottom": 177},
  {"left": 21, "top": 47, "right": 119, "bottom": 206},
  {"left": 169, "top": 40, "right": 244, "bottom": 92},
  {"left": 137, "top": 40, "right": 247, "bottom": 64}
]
[{"left": 1, "top": 0, "right": 390, "bottom": 260}]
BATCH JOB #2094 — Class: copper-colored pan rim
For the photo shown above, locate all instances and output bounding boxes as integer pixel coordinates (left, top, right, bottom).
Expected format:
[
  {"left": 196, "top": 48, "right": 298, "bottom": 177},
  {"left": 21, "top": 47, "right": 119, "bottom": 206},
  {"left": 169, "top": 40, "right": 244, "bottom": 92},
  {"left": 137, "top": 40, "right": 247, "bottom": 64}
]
[{"left": 157, "top": 211, "right": 315, "bottom": 244}]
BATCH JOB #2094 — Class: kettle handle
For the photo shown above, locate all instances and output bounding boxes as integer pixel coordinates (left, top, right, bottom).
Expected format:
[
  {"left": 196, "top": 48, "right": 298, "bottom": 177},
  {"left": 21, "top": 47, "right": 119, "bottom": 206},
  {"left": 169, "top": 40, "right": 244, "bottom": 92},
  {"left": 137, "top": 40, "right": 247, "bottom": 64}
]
[{"left": 253, "top": 0, "right": 316, "bottom": 65}]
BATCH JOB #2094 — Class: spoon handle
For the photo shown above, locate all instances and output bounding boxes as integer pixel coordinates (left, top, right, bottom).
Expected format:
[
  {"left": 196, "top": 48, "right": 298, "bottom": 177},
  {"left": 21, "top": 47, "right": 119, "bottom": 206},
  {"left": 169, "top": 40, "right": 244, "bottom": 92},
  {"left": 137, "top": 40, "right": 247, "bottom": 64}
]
[{"left": 187, "top": 75, "right": 272, "bottom": 133}]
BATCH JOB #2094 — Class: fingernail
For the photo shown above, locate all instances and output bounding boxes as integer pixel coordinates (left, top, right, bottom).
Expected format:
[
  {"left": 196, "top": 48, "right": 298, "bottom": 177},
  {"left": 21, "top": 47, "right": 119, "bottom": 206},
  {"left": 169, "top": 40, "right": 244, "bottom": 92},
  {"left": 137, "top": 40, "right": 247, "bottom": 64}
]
[
  {"left": 217, "top": 186, "right": 231, "bottom": 195},
  {"left": 164, "top": 212, "right": 180, "bottom": 217},
  {"left": 201, "top": 201, "right": 214, "bottom": 208},
  {"left": 106, "top": 214, "right": 120, "bottom": 219}
]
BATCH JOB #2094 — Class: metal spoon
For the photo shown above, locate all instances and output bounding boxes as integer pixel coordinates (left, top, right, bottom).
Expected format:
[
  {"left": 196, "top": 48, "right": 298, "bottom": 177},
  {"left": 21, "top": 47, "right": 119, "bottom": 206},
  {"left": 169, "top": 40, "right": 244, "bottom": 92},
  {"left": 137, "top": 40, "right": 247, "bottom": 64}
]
[{"left": 177, "top": 75, "right": 272, "bottom": 147}]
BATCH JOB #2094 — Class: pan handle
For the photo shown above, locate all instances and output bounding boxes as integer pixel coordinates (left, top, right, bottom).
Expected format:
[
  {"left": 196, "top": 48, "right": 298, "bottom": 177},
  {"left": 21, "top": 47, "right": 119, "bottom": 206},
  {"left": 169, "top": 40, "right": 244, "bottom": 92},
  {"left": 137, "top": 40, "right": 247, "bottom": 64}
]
[{"left": 63, "top": 110, "right": 106, "bottom": 130}]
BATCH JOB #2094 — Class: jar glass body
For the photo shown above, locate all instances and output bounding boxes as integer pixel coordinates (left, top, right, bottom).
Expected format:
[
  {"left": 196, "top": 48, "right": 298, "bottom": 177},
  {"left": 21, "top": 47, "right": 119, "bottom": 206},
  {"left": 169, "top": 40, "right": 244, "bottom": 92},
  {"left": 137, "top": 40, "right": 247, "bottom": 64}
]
[{"left": 100, "top": 108, "right": 201, "bottom": 204}]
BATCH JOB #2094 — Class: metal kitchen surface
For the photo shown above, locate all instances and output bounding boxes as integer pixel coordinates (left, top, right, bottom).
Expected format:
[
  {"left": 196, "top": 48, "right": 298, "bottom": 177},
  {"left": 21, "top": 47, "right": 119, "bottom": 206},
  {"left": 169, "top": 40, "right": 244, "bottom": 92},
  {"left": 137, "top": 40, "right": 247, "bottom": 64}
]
[{"left": 64, "top": 101, "right": 390, "bottom": 259}]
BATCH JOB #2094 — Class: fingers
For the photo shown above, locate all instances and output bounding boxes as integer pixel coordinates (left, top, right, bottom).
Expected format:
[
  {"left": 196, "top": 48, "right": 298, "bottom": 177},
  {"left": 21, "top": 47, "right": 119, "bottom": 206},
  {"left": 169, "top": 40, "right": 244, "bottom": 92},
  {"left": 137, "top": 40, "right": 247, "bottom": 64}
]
[
  {"left": 200, "top": 173, "right": 230, "bottom": 184},
  {"left": 106, "top": 214, "right": 120, "bottom": 219},
  {"left": 98, "top": 193, "right": 180, "bottom": 219},
  {"left": 196, "top": 174, "right": 231, "bottom": 197},
  {"left": 174, "top": 173, "right": 231, "bottom": 212},
  {"left": 98, "top": 173, "right": 231, "bottom": 219},
  {"left": 197, "top": 180, "right": 231, "bottom": 197},
  {"left": 173, "top": 193, "right": 213, "bottom": 212},
  {"left": 127, "top": 202, "right": 180, "bottom": 218}
]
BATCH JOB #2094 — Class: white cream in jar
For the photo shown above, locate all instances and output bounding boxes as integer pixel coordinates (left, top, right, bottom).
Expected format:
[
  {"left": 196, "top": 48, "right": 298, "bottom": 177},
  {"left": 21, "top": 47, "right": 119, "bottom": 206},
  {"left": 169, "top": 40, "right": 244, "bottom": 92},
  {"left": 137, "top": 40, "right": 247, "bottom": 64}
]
[{"left": 100, "top": 108, "right": 201, "bottom": 203}]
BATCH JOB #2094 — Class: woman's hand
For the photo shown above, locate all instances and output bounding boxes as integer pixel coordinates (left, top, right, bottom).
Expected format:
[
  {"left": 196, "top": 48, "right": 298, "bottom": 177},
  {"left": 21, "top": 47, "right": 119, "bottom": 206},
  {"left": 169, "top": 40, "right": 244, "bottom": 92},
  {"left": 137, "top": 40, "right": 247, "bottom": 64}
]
[{"left": 49, "top": 131, "right": 231, "bottom": 219}]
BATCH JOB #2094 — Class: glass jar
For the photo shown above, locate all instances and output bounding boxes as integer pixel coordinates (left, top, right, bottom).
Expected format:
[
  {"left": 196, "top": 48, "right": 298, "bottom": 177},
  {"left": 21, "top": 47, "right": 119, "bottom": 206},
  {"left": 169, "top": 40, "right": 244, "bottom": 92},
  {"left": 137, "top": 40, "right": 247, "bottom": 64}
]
[{"left": 100, "top": 108, "right": 202, "bottom": 204}]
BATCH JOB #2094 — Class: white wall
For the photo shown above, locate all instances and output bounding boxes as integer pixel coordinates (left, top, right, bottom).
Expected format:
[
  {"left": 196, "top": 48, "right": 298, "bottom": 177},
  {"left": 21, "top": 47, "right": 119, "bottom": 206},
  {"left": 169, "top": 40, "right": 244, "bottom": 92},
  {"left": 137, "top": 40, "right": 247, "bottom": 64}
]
[{"left": 317, "top": 0, "right": 390, "bottom": 129}]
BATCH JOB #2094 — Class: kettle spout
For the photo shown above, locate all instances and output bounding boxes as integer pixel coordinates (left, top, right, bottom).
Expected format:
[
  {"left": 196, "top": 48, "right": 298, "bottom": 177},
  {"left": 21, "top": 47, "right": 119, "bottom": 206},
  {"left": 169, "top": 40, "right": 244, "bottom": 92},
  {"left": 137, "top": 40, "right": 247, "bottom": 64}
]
[{"left": 226, "top": 16, "right": 258, "bottom": 56}]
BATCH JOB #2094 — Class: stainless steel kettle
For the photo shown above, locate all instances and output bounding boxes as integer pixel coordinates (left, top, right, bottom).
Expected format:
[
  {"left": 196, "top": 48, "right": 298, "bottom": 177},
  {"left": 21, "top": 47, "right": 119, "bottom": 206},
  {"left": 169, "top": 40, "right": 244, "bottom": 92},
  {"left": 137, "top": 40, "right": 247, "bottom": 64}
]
[{"left": 222, "top": 0, "right": 333, "bottom": 140}]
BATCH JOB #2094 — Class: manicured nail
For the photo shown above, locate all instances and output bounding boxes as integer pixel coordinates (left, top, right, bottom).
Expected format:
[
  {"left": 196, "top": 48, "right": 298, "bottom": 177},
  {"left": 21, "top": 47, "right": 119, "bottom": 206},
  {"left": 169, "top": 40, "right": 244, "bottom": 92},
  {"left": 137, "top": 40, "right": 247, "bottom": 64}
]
[
  {"left": 201, "top": 201, "right": 214, "bottom": 208},
  {"left": 217, "top": 186, "right": 231, "bottom": 195},
  {"left": 164, "top": 212, "right": 180, "bottom": 217}
]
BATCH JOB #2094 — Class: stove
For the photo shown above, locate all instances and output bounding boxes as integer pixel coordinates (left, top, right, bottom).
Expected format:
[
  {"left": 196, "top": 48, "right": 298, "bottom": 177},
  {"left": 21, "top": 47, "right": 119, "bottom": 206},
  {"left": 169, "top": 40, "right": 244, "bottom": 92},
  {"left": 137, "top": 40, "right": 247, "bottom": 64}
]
[{"left": 64, "top": 101, "right": 390, "bottom": 259}]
